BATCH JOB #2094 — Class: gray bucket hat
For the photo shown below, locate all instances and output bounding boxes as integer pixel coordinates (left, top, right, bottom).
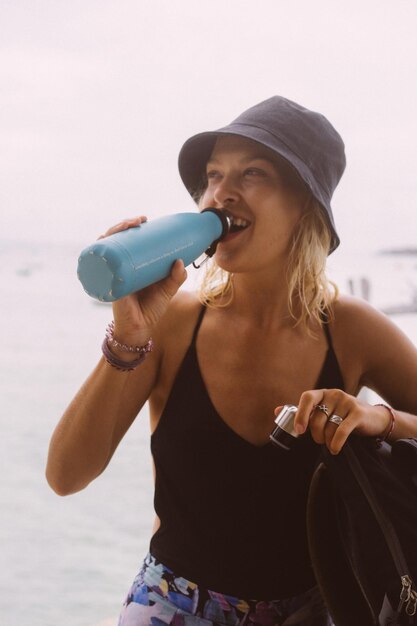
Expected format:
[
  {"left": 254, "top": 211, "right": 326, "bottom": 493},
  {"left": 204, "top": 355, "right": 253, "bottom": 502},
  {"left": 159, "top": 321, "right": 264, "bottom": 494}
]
[{"left": 178, "top": 96, "right": 346, "bottom": 254}]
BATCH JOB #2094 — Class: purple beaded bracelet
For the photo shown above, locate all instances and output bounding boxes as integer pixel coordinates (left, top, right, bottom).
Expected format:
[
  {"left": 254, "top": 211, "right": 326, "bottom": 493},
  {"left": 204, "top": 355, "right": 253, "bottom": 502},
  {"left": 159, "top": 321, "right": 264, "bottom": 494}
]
[
  {"left": 105, "top": 321, "right": 153, "bottom": 354},
  {"left": 102, "top": 321, "right": 153, "bottom": 372}
]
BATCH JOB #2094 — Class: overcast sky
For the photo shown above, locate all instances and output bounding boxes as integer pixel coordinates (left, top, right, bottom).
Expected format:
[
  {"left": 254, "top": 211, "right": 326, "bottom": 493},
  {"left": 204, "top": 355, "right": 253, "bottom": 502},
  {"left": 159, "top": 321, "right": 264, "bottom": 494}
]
[{"left": 1, "top": 0, "right": 417, "bottom": 261}]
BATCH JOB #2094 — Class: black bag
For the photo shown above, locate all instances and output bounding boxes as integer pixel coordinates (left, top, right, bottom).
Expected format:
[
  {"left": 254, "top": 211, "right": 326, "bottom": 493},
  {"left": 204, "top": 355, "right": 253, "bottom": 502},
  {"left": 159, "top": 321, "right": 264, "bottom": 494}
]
[{"left": 307, "top": 436, "right": 417, "bottom": 625}]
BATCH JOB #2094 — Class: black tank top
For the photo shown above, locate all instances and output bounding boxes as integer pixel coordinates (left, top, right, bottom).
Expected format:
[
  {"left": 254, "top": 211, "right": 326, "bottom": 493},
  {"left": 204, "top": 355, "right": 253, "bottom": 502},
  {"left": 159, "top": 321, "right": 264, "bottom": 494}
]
[{"left": 150, "top": 306, "right": 345, "bottom": 599}]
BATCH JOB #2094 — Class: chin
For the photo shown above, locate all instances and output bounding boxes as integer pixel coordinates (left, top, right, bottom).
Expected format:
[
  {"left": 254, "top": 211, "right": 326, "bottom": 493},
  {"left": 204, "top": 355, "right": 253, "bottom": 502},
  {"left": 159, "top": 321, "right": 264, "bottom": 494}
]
[{"left": 214, "top": 253, "right": 250, "bottom": 275}]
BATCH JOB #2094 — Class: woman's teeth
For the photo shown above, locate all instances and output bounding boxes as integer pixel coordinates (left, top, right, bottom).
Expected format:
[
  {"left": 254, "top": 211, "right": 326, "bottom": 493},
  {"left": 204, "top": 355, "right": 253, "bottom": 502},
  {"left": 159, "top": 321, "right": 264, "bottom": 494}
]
[{"left": 229, "top": 217, "right": 250, "bottom": 232}]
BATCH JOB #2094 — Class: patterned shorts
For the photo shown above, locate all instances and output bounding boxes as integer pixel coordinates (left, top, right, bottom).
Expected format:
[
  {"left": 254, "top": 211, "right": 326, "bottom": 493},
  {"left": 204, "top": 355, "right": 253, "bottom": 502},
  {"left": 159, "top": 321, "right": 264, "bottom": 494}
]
[{"left": 118, "top": 553, "right": 333, "bottom": 626}]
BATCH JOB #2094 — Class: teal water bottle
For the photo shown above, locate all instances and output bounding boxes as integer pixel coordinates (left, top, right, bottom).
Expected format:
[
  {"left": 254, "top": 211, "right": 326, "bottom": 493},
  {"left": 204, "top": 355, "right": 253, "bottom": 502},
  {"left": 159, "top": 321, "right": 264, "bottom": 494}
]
[{"left": 77, "top": 208, "right": 230, "bottom": 302}]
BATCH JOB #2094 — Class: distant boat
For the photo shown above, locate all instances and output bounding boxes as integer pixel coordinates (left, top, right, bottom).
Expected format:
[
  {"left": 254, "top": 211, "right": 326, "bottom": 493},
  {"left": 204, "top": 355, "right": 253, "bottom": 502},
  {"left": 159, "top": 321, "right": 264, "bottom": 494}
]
[
  {"left": 346, "top": 261, "right": 417, "bottom": 316},
  {"left": 381, "top": 302, "right": 417, "bottom": 315},
  {"left": 381, "top": 288, "right": 417, "bottom": 315},
  {"left": 378, "top": 247, "right": 417, "bottom": 256}
]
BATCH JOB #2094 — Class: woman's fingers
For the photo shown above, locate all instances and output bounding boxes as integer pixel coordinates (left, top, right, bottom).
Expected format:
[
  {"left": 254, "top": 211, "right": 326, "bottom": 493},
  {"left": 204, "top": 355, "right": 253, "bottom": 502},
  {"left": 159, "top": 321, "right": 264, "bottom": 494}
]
[
  {"left": 294, "top": 389, "right": 360, "bottom": 454},
  {"left": 293, "top": 389, "right": 328, "bottom": 435},
  {"left": 98, "top": 217, "right": 188, "bottom": 345},
  {"left": 158, "top": 259, "right": 188, "bottom": 298},
  {"left": 323, "top": 414, "right": 353, "bottom": 454},
  {"left": 112, "top": 259, "right": 188, "bottom": 335},
  {"left": 98, "top": 215, "right": 148, "bottom": 239},
  {"left": 279, "top": 390, "right": 396, "bottom": 455}
]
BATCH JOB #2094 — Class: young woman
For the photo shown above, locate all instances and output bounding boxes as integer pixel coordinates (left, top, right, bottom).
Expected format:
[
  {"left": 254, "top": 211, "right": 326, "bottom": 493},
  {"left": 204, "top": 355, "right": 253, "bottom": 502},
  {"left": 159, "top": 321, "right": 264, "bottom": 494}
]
[{"left": 46, "top": 96, "right": 417, "bottom": 626}]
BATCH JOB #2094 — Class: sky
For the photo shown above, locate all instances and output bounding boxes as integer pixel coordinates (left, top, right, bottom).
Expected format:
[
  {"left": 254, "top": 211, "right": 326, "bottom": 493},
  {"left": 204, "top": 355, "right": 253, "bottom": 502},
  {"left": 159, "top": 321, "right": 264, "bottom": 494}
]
[{"left": 1, "top": 0, "right": 417, "bottom": 262}]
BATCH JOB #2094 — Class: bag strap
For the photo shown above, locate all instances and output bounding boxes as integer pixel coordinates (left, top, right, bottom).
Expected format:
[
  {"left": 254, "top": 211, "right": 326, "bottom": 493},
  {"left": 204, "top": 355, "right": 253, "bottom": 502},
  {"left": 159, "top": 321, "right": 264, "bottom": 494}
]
[{"left": 343, "top": 441, "right": 417, "bottom": 619}]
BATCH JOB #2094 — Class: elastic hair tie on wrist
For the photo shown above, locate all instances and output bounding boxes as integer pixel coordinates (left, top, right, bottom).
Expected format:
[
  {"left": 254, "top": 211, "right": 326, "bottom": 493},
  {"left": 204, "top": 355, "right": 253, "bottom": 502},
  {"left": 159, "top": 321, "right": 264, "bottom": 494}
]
[{"left": 374, "top": 403, "right": 396, "bottom": 443}]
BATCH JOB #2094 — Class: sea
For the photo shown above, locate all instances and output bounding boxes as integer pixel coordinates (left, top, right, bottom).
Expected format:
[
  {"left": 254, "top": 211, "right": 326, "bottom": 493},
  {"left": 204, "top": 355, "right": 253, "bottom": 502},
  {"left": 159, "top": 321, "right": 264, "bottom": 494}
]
[{"left": 1, "top": 239, "right": 416, "bottom": 626}]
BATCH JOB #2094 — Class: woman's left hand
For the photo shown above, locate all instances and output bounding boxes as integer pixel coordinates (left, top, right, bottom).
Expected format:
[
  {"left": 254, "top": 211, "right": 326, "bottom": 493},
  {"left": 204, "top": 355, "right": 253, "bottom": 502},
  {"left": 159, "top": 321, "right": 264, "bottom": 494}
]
[{"left": 279, "top": 389, "right": 393, "bottom": 454}]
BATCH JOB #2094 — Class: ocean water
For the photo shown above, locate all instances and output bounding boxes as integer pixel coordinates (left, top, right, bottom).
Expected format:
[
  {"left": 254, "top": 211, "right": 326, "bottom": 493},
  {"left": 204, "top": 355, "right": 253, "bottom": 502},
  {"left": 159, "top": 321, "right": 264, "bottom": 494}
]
[
  {"left": 1, "top": 239, "right": 416, "bottom": 626},
  {"left": 1, "top": 240, "right": 155, "bottom": 626}
]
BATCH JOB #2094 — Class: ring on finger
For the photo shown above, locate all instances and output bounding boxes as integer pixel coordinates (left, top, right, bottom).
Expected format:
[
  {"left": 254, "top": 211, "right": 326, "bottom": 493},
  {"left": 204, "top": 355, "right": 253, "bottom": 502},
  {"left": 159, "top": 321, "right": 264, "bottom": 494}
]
[
  {"left": 314, "top": 403, "right": 330, "bottom": 419},
  {"left": 328, "top": 414, "right": 344, "bottom": 426}
]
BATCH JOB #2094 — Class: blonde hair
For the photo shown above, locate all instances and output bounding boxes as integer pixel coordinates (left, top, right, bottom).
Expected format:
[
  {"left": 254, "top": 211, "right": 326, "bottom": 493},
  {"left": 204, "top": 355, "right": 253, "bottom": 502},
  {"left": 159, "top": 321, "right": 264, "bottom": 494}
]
[
  {"left": 197, "top": 197, "right": 338, "bottom": 331},
  {"left": 286, "top": 197, "right": 339, "bottom": 329}
]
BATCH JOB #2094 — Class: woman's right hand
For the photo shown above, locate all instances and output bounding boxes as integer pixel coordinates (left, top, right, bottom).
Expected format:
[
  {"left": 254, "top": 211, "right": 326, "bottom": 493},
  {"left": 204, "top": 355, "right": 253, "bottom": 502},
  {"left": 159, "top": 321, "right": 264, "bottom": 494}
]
[{"left": 99, "top": 216, "right": 188, "bottom": 346}]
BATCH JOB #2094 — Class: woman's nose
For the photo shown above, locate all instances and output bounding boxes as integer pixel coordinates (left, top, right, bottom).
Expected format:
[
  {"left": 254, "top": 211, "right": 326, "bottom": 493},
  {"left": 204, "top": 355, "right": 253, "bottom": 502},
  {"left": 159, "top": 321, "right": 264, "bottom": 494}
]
[{"left": 212, "top": 174, "right": 240, "bottom": 206}]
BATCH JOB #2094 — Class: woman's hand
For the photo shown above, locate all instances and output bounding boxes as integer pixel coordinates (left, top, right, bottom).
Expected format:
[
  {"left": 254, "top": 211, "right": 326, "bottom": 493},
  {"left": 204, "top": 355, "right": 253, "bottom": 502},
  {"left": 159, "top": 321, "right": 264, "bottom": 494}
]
[
  {"left": 275, "top": 390, "right": 393, "bottom": 455},
  {"left": 99, "top": 216, "right": 188, "bottom": 346}
]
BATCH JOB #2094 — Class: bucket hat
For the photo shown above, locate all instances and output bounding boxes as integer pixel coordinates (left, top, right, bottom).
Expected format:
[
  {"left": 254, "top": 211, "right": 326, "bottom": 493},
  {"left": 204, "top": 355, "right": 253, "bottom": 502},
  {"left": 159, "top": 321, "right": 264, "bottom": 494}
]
[{"left": 178, "top": 96, "right": 346, "bottom": 254}]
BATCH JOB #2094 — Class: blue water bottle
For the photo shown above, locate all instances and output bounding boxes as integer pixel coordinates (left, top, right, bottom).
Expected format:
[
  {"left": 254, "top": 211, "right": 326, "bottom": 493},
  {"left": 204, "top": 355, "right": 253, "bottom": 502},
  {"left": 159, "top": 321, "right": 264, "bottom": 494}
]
[{"left": 77, "top": 208, "right": 231, "bottom": 302}]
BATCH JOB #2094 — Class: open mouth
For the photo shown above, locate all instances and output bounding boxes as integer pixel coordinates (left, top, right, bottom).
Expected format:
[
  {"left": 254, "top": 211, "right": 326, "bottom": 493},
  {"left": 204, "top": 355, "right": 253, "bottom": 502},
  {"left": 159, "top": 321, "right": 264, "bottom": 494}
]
[{"left": 224, "top": 211, "right": 251, "bottom": 234}]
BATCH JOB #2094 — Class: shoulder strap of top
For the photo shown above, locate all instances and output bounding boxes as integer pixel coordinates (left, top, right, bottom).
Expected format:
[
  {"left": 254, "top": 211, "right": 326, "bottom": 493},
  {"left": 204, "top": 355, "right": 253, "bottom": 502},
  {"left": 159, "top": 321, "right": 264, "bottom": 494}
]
[
  {"left": 318, "top": 308, "right": 345, "bottom": 390},
  {"left": 320, "top": 309, "right": 333, "bottom": 349},
  {"left": 190, "top": 304, "right": 207, "bottom": 345},
  {"left": 322, "top": 320, "right": 333, "bottom": 349}
]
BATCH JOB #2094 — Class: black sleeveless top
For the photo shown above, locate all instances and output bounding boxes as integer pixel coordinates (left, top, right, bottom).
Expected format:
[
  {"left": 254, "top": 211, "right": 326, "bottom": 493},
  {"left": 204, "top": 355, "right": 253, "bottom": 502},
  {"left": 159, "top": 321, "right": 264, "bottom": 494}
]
[{"left": 150, "top": 307, "right": 345, "bottom": 599}]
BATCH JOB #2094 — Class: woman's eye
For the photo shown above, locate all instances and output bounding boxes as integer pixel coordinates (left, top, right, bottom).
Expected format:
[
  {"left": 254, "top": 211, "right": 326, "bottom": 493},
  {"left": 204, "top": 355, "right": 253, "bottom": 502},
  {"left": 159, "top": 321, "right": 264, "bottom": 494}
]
[
  {"left": 244, "top": 168, "right": 265, "bottom": 177},
  {"left": 206, "top": 170, "right": 221, "bottom": 180}
]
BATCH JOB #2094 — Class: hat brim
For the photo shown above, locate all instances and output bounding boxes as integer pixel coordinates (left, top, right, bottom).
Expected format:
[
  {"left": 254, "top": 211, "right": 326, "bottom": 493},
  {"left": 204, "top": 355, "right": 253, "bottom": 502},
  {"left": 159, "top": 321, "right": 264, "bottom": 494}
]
[{"left": 178, "top": 126, "right": 340, "bottom": 254}]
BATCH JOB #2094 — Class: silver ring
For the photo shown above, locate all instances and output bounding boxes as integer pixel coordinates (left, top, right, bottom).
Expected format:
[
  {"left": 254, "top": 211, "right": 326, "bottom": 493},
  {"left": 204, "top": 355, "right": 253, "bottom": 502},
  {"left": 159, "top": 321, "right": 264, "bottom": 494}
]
[
  {"left": 314, "top": 403, "right": 330, "bottom": 418},
  {"left": 328, "top": 414, "right": 344, "bottom": 426}
]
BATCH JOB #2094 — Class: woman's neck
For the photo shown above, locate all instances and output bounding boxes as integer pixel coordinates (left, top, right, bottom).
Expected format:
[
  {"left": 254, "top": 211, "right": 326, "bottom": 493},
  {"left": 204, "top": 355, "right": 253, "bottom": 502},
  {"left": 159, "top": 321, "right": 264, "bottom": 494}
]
[{"left": 224, "top": 270, "right": 298, "bottom": 330}]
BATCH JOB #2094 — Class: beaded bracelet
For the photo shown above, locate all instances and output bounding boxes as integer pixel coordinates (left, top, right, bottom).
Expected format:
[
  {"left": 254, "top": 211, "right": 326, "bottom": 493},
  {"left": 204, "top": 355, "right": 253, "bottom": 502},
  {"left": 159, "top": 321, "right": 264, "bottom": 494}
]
[
  {"left": 374, "top": 403, "right": 396, "bottom": 442},
  {"left": 105, "top": 320, "right": 153, "bottom": 354},
  {"left": 102, "top": 321, "right": 153, "bottom": 372}
]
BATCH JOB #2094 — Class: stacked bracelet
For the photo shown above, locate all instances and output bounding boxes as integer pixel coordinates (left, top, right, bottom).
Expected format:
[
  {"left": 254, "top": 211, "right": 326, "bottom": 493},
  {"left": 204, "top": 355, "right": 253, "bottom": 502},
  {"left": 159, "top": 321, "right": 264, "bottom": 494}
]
[
  {"left": 102, "top": 321, "right": 153, "bottom": 372},
  {"left": 374, "top": 403, "right": 396, "bottom": 442},
  {"left": 105, "top": 321, "right": 153, "bottom": 354}
]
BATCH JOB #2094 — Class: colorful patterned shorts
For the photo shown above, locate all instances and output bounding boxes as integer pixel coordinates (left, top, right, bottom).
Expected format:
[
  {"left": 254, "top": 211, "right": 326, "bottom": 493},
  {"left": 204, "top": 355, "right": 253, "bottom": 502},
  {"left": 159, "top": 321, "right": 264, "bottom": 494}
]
[{"left": 118, "top": 553, "right": 333, "bottom": 626}]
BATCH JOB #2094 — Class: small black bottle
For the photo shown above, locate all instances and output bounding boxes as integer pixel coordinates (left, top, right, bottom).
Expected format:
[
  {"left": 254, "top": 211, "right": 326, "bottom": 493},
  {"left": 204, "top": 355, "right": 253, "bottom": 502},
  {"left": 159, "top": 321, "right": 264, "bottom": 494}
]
[{"left": 270, "top": 405, "right": 300, "bottom": 451}]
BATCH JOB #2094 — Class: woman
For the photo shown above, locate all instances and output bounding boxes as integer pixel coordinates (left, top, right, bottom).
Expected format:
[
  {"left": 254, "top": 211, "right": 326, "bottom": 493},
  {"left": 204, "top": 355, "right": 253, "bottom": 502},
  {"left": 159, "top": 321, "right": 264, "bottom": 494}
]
[{"left": 46, "top": 96, "right": 417, "bottom": 625}]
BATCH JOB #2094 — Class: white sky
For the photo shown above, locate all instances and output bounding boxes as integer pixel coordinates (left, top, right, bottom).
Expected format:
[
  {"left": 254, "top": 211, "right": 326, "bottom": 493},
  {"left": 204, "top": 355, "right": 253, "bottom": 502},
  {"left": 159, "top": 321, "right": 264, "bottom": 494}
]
[{"left": 1, "top": 0, "right": 417, "bottom": 260}]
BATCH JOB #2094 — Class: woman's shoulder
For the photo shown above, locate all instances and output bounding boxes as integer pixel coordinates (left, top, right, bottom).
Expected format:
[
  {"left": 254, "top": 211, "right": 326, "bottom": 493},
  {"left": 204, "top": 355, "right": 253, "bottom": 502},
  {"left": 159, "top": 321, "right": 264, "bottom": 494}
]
[
  {"left": 328, "top": 295, "right": 417, "bottom": 405},
  {"left": 330, "top": 293, "right": 386, "bottom": 326},
  {"left": 328, "top": 294, "right": 416, "bottom": 367}
]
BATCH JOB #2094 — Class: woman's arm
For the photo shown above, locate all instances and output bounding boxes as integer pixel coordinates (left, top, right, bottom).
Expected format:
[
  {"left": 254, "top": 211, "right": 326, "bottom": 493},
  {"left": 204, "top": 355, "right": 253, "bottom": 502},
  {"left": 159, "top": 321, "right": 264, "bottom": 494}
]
[
  {"left": 45, "top": 338, "right": 160, "bottom": 496},
  {"left": 291, "top": 295, "right": 417, "bottom": 452},
  {"left": 46, "top": 217, "right": 188, "bottom": 495}
]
